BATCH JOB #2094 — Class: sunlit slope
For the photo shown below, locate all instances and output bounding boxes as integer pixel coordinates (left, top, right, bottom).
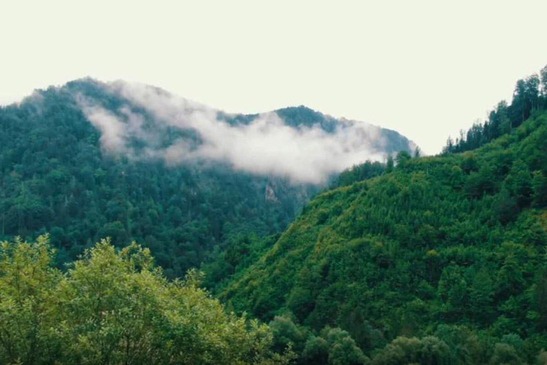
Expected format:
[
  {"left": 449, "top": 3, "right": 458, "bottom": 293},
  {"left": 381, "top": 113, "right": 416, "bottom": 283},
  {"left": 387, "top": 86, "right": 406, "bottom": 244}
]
[{"left": 221, "top": 112, "right": 547, "bottom": 346}]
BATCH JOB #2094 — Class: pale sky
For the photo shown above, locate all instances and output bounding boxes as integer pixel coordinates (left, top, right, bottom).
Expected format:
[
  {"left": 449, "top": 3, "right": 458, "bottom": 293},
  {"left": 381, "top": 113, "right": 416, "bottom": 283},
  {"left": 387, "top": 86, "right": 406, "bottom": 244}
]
[{"left": 1, "top": 0, "right": 546, "bottom": 154}]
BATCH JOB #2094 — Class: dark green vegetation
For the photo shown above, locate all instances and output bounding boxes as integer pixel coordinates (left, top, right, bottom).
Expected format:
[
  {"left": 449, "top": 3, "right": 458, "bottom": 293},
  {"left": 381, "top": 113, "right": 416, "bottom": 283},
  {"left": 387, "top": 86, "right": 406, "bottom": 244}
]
[
  {"left": 0, "top": 80, "right": 311, "bottom": 277},
  {"left": 444, "top": 65, "right": 547, "bottom": 154},
  {"left": 216, "top": 69, "right": 547, "bottom": 363},
  {"left": 2, "top": 66, "right": 547, "bottom": 364},
  {"left": 0, "top": 236, "right": 293, "bottom": 364},
  {"left": 0, "top": 79, "right": 412, "bottom": 278}
]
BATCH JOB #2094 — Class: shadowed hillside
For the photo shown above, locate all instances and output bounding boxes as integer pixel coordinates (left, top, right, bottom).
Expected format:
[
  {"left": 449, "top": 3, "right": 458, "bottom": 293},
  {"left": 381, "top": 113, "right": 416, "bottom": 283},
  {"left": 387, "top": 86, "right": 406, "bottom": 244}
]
[{"left": 0, "top": 79, "right": 414, "bottom": 277}]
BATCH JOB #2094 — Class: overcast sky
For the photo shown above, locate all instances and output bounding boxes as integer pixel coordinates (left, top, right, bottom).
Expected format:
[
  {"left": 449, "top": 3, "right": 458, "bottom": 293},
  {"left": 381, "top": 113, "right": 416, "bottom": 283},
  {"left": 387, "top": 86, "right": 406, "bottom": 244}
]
[{"left": 1, "top": 0, "right": 546, "bottom": 154}]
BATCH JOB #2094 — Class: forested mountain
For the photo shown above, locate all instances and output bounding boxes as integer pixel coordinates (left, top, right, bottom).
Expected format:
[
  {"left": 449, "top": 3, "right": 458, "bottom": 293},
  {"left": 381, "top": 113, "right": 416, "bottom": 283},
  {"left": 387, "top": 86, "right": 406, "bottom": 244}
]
[
  {"left": 443, "top": 65, "right": 547, "bottom": 154},
  {"left": 0, "top": 78, "right": 414, "bottom": 277},
  {"left": 218, "top": 109, "right": 547, "bottom": 363},
  {"left": 3, "top": 67, "right": 546, "bottom": 364}
]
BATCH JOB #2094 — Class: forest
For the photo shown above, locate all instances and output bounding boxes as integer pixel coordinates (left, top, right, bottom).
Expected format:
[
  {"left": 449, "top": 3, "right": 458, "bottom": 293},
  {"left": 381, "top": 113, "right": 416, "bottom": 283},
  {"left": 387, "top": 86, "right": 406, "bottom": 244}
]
[
  {"left": 211, "top": 66, "right": 547, "bottom": 364},
  {"left": 0, "top": 66, "right": 546, "bottom": 364},
  {"left": 0, "top": 79, "right": 412, "bottom": 279}
]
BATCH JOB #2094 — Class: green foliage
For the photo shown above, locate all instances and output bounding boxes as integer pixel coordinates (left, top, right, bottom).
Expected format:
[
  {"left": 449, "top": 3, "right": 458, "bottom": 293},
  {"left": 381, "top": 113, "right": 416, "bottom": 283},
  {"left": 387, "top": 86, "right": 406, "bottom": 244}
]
[
  {"left": 371, "top": 336, "right": 451, "bottom": 365},
  {"left": 269, "top": 315, "right": 309, "bottom": 354},
  {"left": 295, "top": 326, "right": 370, "bottom": 365},
  {"left": 395, "top": 151, "right": 411, "bottom": 167},
  {"left": 335, "top": 161, "right": 386, "bottom": 188},
  {"left": 0, "top": 82, "right": 415, "bottom": 280},
  {"left": 433, "top": 325, "right": 483, "bottom": 365},
  {"left": 220, "top": 111, "right": 547, "bottom": 363},
  {"left": 322, "top": 327, "right": 369, "bottom": 365},
  {"left": 0, "top": 235, "right": 62, "bottom": 364},
  {"left": 532, "top": 171, "right": 547, "bottom": 208},
  {"left": 202, "top": 233, "right": 280, "bottom": 291},
  {"left": 0, "top": 81, "right": 319, "bottom": 277},
  {"left": 302, "top": 335, "right": 329, "bottom": 364},
  {"left": 489, "top": 343, "right": 525, "bottom": 365},
  {"left": 2, "top": 63, "right": 546, "bottom": 365},
  {"left": 0, "top": 236, "right": 290, "bottom": 364},
  {"left": 443, "top": 64, "right": 547, "bottom": 154}
]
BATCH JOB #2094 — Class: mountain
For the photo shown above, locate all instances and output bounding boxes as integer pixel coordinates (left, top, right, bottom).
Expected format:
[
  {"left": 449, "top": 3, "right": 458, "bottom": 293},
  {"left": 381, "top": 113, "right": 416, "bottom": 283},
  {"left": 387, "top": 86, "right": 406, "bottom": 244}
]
[
  {"left": 218, "top": 110, "right": 547, "bottom": 363},
  {"left": 1, "top": 68, "right": 546, "bottom": 364},
  {"left": 0, "top": 78, "right": 414, "bottom": 277}
]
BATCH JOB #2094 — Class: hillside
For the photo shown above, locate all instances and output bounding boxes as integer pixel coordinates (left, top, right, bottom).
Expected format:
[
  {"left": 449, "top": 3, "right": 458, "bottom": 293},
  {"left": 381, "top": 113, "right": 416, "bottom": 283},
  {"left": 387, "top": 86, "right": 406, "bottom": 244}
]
[
  {"left": 219, "top": 111, "right": 547, "bottom": 363},
  {"left": 0, "top": 79, "right": 414, "bottom": 277}
]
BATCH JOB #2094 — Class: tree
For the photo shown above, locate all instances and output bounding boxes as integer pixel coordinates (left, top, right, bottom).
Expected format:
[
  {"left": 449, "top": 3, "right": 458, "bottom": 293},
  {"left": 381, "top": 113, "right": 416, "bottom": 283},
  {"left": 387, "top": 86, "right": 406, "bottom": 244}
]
[
  {"left": 321, "top": 327, "right": 369, "bottom": 365},
  {"left": 269, "top": 315, "right": 308, "bottom": 354},
  {"left": 540, "top": 64, "right": 547, "bottom": 96},
  {"left": 468, "top": 269, "right": 495, "bottom": 324},
  {"left": 438, "top": 265, "right": 468, "bottom": 319},
  {"left": 534, "top": 267, "right": 547, "bottom": 331},
  {"left": 0, "top": 236, "right": 292, "bottom": 365},
  {"left": 395, "top": 151, "right": 411, "bottom": 168},
  {"left": 371, "top": 336, "right": 451, "bottom": 365},
  {"left": 443, "top": 137, "right": 455, "bottom": 154},
  {"left": 0, "top": 235, "right": 62, "bottom": 364},
  {"left": 489, "top": 343, "right": 524, "bottom": 365},
  {"left": 434, "top": 325, "right": 482, "bottom": 365},
  {"left": 532, "top": 171, "right": 547, "bottom": 207},
  {"left": 302, "top": 335, "right": 329, "bottom": 365},
  {"left": 386, "top": 155, "right": 394, "bottom": 173},
  {"left": 504, "top": 159, "right": 533, "bottom": 208},
  {"left": 510, "top": 75, "right": 540, "bottom": 127}
]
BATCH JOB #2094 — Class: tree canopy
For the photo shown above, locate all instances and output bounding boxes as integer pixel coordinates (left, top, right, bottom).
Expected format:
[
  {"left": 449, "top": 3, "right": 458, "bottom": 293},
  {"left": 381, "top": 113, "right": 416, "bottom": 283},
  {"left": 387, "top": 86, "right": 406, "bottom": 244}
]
[
  {"left": 217, "top": 110, "right": 547, "bottom": 364},
  {"left": 0, "top": 236, "right": 292, "bottom": 365}
]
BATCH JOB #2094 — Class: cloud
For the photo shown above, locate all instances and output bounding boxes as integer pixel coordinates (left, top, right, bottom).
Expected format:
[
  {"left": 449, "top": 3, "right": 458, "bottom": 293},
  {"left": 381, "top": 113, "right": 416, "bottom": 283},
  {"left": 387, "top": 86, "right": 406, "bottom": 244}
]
[
  {"left": 80, "top": 101, "right": 128, "bottom": 154},
  {"left": 77, "top": 81, "right": 393, "bottom": 184}
]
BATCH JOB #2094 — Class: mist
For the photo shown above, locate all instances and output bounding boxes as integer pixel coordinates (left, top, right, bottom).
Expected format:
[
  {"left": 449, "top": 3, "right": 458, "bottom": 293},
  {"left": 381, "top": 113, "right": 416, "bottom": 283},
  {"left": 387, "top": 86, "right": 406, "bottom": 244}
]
[{"left": 79, "top": 81, "right": 391, "bottom": 184}]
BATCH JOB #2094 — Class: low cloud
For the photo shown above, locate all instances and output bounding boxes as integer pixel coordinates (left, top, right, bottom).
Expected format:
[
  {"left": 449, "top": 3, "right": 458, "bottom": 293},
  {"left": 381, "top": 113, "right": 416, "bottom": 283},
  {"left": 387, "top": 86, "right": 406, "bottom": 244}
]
[
  {"left": 78, "top": 81, "right": 391, "bottom": 184},
  {"left": 80, "top": 102, "right": 128, "bottom": 154}
]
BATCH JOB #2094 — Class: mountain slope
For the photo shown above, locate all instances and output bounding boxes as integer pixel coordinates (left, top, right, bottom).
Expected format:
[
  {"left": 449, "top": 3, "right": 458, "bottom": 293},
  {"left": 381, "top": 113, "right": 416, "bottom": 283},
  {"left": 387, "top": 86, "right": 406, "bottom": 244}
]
[
  {"left": 219, "top": 111, "right": 547, "bottom": 361},
  {"left": 0, "top": 78, "right": 414, "bottom": 276}
]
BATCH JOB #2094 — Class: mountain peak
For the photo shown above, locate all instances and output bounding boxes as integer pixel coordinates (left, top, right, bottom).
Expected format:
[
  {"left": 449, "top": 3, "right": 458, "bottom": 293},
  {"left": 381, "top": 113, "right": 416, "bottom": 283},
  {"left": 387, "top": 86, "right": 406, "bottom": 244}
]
[{"left": 55, "top": 79, "right": 416, "bottom": 183}]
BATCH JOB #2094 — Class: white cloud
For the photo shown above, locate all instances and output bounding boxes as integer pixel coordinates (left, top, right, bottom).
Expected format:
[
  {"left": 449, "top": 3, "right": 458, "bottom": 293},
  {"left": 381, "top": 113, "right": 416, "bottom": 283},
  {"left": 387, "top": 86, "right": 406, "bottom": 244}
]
[
  {"left": 80, "top": 100, "right": 128, "bottom": 154},
  {"left": 78, "top": 81, "right": 396, "bottom": 184}
]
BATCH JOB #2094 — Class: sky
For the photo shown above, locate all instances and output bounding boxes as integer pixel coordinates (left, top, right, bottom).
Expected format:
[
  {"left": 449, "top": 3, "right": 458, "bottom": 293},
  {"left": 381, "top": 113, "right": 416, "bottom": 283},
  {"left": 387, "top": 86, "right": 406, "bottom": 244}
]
[{"left": 1, "top": 0, "right": 547, "bottom": 154}]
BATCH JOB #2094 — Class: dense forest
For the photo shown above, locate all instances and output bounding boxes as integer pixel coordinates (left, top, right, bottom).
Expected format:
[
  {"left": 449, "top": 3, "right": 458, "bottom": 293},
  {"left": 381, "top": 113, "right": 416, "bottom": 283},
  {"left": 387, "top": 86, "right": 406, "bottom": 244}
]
[
  {"left": 213, "top": 67, "right": 547, "bottom": 364},
  {"left": 1, "top": 66, "right": 546, "bottom": 364},
  {"left": 0, "top": 79, "right": 413, "bottom": 278},
  {"left": 443, "top": 65, "right": 547, "bottom": 154},
  {"left": 0, "top": 80, "right": 313, "bottom": 278}
]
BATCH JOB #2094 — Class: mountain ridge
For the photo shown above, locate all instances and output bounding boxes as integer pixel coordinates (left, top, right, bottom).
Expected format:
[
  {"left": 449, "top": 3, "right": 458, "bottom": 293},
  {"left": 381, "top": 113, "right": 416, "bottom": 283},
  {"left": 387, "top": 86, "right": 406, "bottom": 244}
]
[
  {"left": 0, "top": 78, "right": 415, "bottom": 278},
  {"left": 216, "top": 110, "right": 547, "bottom": 363},
  {"left": 1, "top": 66, "right": 546, "bottom": 363}
]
